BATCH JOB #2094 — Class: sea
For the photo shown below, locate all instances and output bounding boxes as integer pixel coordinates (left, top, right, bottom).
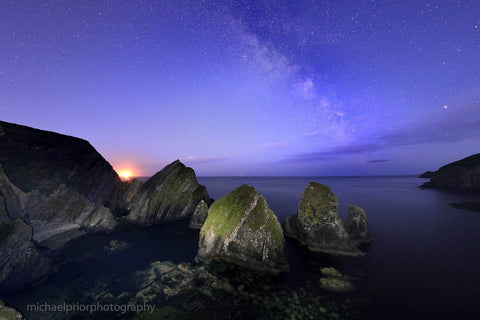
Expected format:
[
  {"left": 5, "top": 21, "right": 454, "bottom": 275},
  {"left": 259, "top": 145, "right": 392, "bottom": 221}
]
[{"left": 3, "top": 176, "right": 480, "bottom": 319}]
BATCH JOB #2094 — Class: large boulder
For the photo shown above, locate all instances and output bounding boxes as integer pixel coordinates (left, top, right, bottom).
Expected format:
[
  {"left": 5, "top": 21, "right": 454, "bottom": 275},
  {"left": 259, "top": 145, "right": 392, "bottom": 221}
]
[
  {"left": 284, "top": 182, "right": 363, "bottom": 256},
  {"left": 420, "top": 153, "right": 480, "bottom": 192},
  {"left": 126, "top": 160, "right": 212, "bottom": 225},
  {"left": 196, "top": 185, "right": 288, "bottom": 274}
]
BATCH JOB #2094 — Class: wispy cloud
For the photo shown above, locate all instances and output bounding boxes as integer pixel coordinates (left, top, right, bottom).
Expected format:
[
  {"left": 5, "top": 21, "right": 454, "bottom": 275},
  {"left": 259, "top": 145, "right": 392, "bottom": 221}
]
[
  {"left": 279, "top": 103, "right": 480, "bottom": 163},
  {"left": 367, "top": 159, "right": 389, "bottom": 164},
  {"left": 181, "top": 155, "right": 230, "bottom": 165}
]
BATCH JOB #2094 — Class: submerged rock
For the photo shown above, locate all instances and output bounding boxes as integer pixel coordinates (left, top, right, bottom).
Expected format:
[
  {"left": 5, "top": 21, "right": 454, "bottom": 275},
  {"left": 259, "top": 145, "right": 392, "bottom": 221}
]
[
  {"left": 126, "top": 160, "right": 212, "bottom": 225},
  {"left": 420, "top": 153, "right": 480, "bottom": 192},
  {"left": 345, "top": 204, "right": 372, "bottom": 244},
  {"left": 319, "top": 267, "right": 355, "bottom": 292},
  {"left": 284, "top": 182, "right": 362, "bottom": 256},
  {"left": 189, "top": 200, "right": 209, "bottom": 229},
  {"left": 196, "top": 184, "right": 288, "bottom": 274}
]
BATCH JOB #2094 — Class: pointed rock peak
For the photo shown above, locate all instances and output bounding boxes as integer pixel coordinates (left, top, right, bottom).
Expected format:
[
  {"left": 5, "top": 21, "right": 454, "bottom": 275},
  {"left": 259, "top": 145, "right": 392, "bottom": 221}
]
[{"left": 170, "top": 159, "right": 184, "bottom": 167}]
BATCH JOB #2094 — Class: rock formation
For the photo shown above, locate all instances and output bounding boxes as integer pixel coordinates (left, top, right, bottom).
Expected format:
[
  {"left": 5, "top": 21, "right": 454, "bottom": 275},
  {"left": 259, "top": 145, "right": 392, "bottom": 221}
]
[
  {"left": 420, "top": 153, "right": 480, "bottom": 192},
  {"left": 126, "top": 160, "right": 212, "bottom": 225},
  {"left": 345, "top": 204, "right": 372, "bottom": 244},
  {"left": 0, "top": 219, "right": 51, "bottom": 292},
  {"left": 0, "top": 120, "right": 210, "bottom": 291},
  {"left": 189, "top": 200, "right": 209, "bottom": 229},
  {"left": 284, "top": 182, "right": 369, "bottom": 256},
  {"left": 196, "top": 184, "right": 288, "bottom": 274}
]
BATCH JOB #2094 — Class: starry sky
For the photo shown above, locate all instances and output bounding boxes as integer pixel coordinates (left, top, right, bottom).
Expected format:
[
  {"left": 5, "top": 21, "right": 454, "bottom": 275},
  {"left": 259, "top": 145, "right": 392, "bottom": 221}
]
[{"left": 1, "top": 0, "right": 479, "bottom": 176}]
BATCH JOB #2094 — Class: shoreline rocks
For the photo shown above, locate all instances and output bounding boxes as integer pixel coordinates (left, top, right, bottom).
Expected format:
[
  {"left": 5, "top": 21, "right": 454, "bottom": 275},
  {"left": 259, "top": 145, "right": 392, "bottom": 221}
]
[{"left": 196, "top": 184, "right": 288, "bottom": 274}]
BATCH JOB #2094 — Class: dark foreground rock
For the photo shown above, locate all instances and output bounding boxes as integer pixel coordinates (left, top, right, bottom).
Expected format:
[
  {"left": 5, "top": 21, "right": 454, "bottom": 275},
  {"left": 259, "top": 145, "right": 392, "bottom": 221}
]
[
  {"left": 0, "top": 219, "right": 51, "bottom": 292},
  {"left": 284, "top": 182, "right": 370, "bottom": 256},
  {"left": 420, "top": 153, "right": 480, "bottom": 192},
  {"left": 126, "top": 160, "right": 212, "bottom": 225},
  {"left": 196, "top": 184, "right": 288, "bottom": 274}
]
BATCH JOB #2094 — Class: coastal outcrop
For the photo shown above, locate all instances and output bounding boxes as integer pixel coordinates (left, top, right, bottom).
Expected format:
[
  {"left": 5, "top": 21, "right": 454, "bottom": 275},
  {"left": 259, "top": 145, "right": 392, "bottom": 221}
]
[
  {"left": 126, "top": 160, "right": 212, "bottom": 225},
  {"left": 420, "top": 153, "right": 480, "bottom": 192},
  {"left": 0, "top": 120, "right": 210, "bottom": 291},
  {"left": 196, "top": 184, "right": 288, "bottom": 274},
  {"left": 284, "top": 182, "right": 369, "bottom": 256}
]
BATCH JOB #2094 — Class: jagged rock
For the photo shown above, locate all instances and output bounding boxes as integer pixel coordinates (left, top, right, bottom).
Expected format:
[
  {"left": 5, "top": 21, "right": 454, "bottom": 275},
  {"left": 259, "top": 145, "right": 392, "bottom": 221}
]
[
  {"left": 284, "top": 182, "right": 363, "bottom": 256},
  {"left": 126, "top": 160, "right": 212, "bottom": 225},
  {"left": 189, "top": 200, "right": 209, "bottom": 229},
  {"left": 0, "top": 219, "right": 51, "bottom": 292},
  {"left": 420, "top": 153, "right": 480, "bottom": 192},
  {"left": 345, "top": 204, "right": 372, "bottom": 244},
  {"left": 196, "top": 184, "right": 288, "bottom": 274}
]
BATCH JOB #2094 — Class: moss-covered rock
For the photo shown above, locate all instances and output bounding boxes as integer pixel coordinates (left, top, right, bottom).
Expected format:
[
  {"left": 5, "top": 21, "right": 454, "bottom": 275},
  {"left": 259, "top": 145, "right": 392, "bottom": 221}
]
[
  {"left": 127, "top": 160, "right": 212, "bottom": 225},
  {"left": 196, "top": 184, "right": 288, "bottom": 274},
  {"left": 0, "top": 300, "right": 24, "bottom": 320},
  {"left": 284, "top": 182, "right": 363, "bottom": 256},
  {"left": 319, "top": 267, "right": 355, "bottom": 292},
  {"left": 189, "top": 200, "right": 209, "bottom": 229},
  {"left": 345, "top": 204, "right": 372, "bottom": 244}
]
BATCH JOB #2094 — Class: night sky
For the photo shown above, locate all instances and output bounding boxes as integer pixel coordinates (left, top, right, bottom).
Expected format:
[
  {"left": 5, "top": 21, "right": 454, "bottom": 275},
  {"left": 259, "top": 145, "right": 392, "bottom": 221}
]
[{"left": 1, "top": 0, "right": 479, "bottom": 176}]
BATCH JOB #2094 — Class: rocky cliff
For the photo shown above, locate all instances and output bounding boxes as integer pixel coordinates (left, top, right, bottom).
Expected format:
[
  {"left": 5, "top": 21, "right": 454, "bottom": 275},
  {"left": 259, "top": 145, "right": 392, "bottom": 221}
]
[
  {"left": 0, "top": 121, "right": 210, "bottom": 292},
  {"left": 196, "top": 185, "right": 288, "bottom": 274},
  {"left": 420, "top": 153, "right": 480, "bottom": 192},
  {"left": 284, "top": 182, "right": 369, "bottom": 256},
  {"left": 126, "top": 160, "right": 212, "bottom": 225}
]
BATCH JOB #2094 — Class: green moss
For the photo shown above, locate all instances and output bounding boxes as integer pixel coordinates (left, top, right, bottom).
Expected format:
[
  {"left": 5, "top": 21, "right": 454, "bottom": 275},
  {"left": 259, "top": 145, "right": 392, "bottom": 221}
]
[
  {"left": 246, "top": 196, "right": 283, "bottom": 248},
  {"left": 299, "top": 182, "right": 338, "bottom": 220},
  {"left": 0, "top": 309, "right": 17, "bottom": 320},
  {"left": 201, "top": 184, "right": 255, "bottom": 238}
]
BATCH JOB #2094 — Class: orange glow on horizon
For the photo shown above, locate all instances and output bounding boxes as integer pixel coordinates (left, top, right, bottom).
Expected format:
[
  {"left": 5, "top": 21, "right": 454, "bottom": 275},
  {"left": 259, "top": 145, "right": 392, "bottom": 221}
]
[{"left": 115, "top": 166, "right": 138, "bottom": 180}]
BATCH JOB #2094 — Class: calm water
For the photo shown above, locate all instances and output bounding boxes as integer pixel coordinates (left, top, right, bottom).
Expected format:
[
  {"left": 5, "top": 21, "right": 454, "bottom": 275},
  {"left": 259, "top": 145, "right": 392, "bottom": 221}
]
[
  {"left": 198, "top": 176, "right": 480, "bottom": 319},
  {"left": 3, "top": 176, "right": 480, "bottom": 319}
]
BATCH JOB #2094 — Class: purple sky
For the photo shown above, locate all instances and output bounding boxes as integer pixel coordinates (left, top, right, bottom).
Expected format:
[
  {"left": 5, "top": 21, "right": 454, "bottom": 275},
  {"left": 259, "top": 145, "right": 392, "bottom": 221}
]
[{"left": 1, "top": 0, "right": 479, "bottom": 176}]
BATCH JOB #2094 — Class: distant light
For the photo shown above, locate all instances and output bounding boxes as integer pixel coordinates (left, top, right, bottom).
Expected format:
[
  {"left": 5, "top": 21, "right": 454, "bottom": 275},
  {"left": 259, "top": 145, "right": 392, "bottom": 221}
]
[
  {"left": 118, "top": 170, "right": 133, "bottom": 180},
  {"left": 443, "top": 105, "right": 448, "bottom": 109}
]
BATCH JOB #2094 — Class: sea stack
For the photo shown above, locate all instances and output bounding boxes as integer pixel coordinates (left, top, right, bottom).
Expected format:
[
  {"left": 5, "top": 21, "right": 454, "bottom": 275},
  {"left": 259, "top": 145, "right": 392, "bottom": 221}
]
[
  {"left": 126, "top": 160, "right": 212, "bottom": 225},
  {"left": 284, "top": 182, "right": 369, "bottom": 256},
  {"left": 196, "top": 184, "right": 288, "bottom": 274}
]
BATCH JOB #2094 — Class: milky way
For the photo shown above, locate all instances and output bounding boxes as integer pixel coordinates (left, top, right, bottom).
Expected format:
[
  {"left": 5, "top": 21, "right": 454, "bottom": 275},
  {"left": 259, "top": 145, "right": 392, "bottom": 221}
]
[{"left": 1, "top": 0, "right": 479, "bottom": 176}]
